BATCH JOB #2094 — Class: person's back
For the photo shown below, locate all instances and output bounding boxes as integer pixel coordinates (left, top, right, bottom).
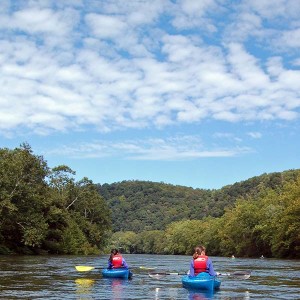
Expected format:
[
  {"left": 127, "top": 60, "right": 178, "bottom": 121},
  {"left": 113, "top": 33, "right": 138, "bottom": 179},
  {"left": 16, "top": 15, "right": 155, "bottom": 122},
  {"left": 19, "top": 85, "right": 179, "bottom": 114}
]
[
  {"left": 108, "top": 249, "right": 129, "bottom": 269},
  {"left": 193, "top": 254, "right": 208, "bottom": 275},
  {"left": 189, "top": 245, "right": 216, "bottom": 277},
  {"left": 112, "top": 253, "right": 123, "bottom": 268}
]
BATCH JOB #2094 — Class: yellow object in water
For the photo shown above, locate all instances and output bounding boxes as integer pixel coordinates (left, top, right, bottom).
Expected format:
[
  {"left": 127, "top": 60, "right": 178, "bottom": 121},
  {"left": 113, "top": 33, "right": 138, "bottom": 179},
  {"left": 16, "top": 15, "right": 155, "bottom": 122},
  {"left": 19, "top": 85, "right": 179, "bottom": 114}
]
[
  {"left": 75, "top": 278, "right": 95, "bottom": 286},
  {"left": 75, "top": 265, "right": 96, "bottom": 272}
]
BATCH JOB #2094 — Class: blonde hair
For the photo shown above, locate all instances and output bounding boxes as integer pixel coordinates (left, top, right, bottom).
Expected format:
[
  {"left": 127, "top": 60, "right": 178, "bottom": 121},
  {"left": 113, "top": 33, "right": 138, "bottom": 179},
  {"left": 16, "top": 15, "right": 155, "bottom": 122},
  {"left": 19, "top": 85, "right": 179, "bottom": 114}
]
[{"left": 193, "top": 245, "right": 206, "bottom": 259}]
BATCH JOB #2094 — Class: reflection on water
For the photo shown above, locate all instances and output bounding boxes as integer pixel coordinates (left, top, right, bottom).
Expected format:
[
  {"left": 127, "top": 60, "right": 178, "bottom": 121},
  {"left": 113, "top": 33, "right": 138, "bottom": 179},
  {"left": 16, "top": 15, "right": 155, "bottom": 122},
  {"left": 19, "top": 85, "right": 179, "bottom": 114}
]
[
  {"left": 75, "top": 278, "right": 95, "bottom": 297},
  {"left": 154, "top": 287, "right": 160, "bottom": 300},
  {"left": 187, "top": 289, "right": 214, "bottom": 300},
  {"left": 110, "top": 279, "right": 126, "bottom": 300},
  {"left": 187, "top": 289, "right": 257, "bottom": 300}
]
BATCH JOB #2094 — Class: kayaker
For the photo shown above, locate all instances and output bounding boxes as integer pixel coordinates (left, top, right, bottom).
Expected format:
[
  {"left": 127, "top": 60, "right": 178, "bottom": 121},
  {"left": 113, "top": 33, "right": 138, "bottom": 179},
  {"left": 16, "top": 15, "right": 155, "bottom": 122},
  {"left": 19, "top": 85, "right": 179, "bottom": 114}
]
[
  {"left": 108, "top": 249, "right": 129, "bottom": 269},
  {"left": 189, "top": 245, "right": 217, "bottom": 277}
]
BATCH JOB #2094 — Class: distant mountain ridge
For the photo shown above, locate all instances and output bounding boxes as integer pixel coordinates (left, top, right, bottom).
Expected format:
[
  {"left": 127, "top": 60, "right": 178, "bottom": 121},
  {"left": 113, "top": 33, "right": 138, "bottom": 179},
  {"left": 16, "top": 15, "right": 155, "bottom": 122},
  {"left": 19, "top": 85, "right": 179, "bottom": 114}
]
[{"left": 97, "top": 169, "right": 300, "bottom": 233}]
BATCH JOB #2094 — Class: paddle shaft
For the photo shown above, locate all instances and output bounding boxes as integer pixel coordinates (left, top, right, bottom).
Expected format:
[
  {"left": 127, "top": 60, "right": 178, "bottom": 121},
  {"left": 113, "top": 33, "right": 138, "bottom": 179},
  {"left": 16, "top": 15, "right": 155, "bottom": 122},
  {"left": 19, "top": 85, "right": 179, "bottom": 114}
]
[
  {"left": 218, "top": 271, "right": 251, "bottom": 276},
  {"left": 75, "top": 266, "right": 128, "bottom": 272},
  {"left": 149, "top": 270, "right": 251, "bottom": 279},
  {"left": 155, "top": 272, "right": 186, "bottom": 275}
]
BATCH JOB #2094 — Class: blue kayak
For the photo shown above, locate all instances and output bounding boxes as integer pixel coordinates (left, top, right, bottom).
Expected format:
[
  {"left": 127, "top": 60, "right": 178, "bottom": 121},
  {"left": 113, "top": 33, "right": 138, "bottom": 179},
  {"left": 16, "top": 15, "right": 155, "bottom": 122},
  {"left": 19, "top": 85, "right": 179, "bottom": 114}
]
[
  {"left": 102, "top": 268, "right": 133, "bottom": 279},
  {"left": 182, "top": 272, "right": 221, "bottom": 291}
]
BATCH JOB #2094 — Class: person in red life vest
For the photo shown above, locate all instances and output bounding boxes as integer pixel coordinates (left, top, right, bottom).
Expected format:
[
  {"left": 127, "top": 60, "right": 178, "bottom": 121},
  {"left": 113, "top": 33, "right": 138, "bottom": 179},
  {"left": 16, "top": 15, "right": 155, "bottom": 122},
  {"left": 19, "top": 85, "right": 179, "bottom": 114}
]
[
  {"left": 108, "top": 249, "right": 129, "bottom": 269},
  {"left": 189, "top": 245, "right": 217, "bottom": 277}
]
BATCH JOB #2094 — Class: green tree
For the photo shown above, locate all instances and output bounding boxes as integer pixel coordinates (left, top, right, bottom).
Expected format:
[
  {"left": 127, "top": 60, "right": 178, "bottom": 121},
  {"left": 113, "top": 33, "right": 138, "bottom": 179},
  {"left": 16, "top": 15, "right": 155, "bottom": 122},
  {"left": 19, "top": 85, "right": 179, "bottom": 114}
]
[
  {"left": 109, "top": 231, "right": 137, "bottom": 253},
  {"left": 71, "top": 177, "right": 111, "bottom": 249},
  {"left": 165, "top": 220, "right": 204, "bottom": 255},
  {"left": 0, "top": 143, "right": 49, "bottom": 252},
  {"left": 135, "top": 230, "right": 166, "bottom": 254},
  {"left": 258, "top": 178, "right": 300, "bottom": 258},
  {"left": 47, "top": 169, "right": 111, "bottom": 253},
  {"left": 199, "top": 216, "right": 222, "bottom": 256},
  {"left": 217, "top": 198, "right": 266, "bottom": 257},
  {"left": 0, "top": 145, "right": 112, "bottom": 255}
]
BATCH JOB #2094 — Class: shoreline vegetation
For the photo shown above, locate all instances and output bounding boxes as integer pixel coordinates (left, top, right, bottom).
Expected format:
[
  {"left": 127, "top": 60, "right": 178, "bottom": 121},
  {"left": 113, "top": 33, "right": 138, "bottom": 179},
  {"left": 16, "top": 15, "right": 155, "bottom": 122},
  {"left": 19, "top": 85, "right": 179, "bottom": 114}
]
[{"left": 0, "top": 144, "right": 299, "bottom": 258}]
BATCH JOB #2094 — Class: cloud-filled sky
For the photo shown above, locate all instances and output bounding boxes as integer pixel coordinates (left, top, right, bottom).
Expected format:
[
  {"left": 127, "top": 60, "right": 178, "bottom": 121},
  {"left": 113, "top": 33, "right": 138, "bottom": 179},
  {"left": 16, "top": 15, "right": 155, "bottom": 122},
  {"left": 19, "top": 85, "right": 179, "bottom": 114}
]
[{"left": 1, "top": 0, "right": 300, "bottom": 189}]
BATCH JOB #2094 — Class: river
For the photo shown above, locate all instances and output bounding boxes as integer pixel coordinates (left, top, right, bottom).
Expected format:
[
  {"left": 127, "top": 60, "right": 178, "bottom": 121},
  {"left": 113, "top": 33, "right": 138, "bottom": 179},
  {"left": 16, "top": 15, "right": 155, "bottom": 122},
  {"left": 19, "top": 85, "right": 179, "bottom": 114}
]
[{"left": 0, "top": 254, "right": 299, "bottom": 299}]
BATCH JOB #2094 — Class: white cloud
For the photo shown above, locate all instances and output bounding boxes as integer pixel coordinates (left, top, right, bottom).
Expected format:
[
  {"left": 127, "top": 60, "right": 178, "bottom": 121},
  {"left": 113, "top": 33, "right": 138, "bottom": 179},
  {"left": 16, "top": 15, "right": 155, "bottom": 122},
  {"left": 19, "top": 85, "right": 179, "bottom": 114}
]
[
  {"left": 0, "top": 7, "right": 76, "bottom": 37},
  {"left": 45, "top": 136, "right": 252, "bottom": 161},
  {"left": 247, "top": 0, "right": 300, "bottom": 20},
  {"left": 292, "top": 58, "right": 300, "bottom": 66},
  {"left": 85, "top": 13, "right": 127, "bottom": 38},
  {"left": 278, "top": 28, "right": 300, "bottom": 48},
  {"left": 171, "top": 0, "right": 219, "bottom": 31},
  {"left": 0, "top": 0, "right": 300, "bottom": 137},
  {"left": 247, "top": 132, "right": 262, "bottom": 139}
]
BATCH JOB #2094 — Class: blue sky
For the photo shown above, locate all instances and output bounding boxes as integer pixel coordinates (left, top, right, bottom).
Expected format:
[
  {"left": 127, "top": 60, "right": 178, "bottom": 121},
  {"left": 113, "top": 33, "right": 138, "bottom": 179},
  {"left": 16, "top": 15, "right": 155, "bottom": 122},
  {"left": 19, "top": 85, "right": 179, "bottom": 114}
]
[{"left": 1, "top": 0, "right": 300, "bottom": 189}]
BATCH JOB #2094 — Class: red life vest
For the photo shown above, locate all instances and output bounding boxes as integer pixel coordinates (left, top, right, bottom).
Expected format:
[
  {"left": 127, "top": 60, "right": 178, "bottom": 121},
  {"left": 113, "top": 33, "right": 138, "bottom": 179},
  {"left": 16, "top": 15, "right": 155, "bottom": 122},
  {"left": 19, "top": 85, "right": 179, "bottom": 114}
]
[
  {"left": 194, "top": 255, "right": 208, "bottom": 275},
  {"left": 112, "top": 254, "right": 123, "bottom": 268}
]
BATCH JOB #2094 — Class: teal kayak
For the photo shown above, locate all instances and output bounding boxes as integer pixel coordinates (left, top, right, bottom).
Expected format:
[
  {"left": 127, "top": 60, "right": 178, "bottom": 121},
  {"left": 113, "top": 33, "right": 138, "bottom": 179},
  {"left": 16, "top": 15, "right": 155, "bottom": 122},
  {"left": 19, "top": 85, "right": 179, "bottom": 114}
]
[
  {"left": 182, "top": 272, "right": 221, "bottom": 291},
  {"left": 102, "top": 268, "right": 133, "bottom": 279}
]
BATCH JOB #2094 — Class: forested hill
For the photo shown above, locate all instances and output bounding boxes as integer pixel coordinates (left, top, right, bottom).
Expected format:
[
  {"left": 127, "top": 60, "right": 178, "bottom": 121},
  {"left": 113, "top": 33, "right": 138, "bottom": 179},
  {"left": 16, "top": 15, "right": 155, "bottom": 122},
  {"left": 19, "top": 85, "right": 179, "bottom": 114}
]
[
  {"left": 1, "top": 144, "right": 298, "bottom": 257},
  {"left": 97, "top": 169, "right": 300, "bottom": 233}
]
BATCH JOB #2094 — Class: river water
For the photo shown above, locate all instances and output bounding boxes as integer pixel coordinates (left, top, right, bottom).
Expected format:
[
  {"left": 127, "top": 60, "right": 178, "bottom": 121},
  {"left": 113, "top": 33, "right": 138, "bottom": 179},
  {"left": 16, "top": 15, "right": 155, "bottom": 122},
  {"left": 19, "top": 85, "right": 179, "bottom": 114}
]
[{"left": 0, "top": 254, "right": 299, "bottom": 299}]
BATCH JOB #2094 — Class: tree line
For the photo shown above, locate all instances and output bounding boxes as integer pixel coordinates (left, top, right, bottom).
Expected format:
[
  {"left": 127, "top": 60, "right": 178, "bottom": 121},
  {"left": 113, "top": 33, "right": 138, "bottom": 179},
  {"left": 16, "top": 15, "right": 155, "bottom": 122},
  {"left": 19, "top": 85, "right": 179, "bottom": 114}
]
[
  {"left": 108, "top": 176, "right": 300, "bottom": 258},
  {"left": 1, "top": 144, "right": 299, "bottom": 258},
  {"left": 99, "top": 172, "right": 300, "bottom": 259},
  {"left": 97, "top": 171, "right": 296, "bottom": 233},
  {"left": 0, "top": 143, "right": 111, "bottom": 255}
]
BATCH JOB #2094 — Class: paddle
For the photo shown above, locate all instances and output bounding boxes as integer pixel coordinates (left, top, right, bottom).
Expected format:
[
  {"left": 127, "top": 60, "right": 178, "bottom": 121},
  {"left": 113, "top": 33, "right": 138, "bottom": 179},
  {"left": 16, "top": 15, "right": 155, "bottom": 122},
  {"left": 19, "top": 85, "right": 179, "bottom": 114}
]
[
  {"left": 149, "top": 270, "right": 251, "bottom": 279},
  {"left": 148, "top": 271, "right": 187, "bottom": 279},
  {"left": 75, "top": 265, "right": 132, "bottom": 272},
  {"left": 218, "top": 271, "right": 251, "bottom": 279},
  {"left": 139, "top": 266, "right": 157, "bottom": 271},
  {"left": 75, "top": 266, "right": 100, "bottom": 272}
]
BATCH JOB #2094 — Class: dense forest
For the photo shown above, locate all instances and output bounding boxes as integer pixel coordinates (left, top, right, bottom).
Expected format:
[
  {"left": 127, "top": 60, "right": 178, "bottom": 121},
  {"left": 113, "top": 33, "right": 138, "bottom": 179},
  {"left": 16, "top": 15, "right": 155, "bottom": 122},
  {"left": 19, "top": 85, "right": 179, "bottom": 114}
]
[
  {"left": 0, "top": 144, "right": 299, "bottom": 258},
  {"left": 98, "top": 171, "right": 300, "bottom": 258},
  {"left": 97, "top": 171, "right": 296, "bottom": 233},
  {"left": 0, "top": 144, "right": 111, "bottom": 255}
]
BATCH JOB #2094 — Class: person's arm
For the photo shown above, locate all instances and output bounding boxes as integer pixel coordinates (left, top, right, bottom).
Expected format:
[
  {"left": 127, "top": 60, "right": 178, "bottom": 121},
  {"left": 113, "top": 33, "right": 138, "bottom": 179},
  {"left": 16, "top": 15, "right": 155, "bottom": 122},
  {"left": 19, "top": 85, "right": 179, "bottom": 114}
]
[
  {"left": 122, "top": 258, "right": 128, "bottom": 269},
  {"left": 207, "top": 258, "right": 217, "bottom": 276},
  {"left": 108, "top": 260, "right": 113, "bottom": 269},
  {"left": 189, "top": 260, "right": 195, "bottom": 277}
]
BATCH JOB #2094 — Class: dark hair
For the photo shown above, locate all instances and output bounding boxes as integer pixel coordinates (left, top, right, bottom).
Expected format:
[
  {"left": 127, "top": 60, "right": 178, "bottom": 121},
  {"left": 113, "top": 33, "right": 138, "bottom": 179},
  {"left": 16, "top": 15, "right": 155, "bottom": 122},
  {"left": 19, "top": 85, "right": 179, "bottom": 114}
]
[
  {"left": 192, "top": 245, "right": 206, "bottom": 259},
  {"left": 109, "top": 249, "right": 119, "bottom": 262}
]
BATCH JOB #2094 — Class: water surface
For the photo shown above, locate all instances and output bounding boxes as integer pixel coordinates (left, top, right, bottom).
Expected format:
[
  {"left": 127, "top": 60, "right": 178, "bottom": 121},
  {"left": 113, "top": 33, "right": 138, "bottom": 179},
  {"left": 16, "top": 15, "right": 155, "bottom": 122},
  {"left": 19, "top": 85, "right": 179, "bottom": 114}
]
[{"left": 0, "top": 254, "right": 299, "bottom": 299}]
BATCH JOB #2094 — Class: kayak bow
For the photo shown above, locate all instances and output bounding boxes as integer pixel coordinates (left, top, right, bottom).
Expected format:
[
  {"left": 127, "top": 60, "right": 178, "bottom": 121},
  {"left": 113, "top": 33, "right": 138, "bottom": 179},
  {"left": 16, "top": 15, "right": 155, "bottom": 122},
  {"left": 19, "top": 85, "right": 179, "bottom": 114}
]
[
  {"left": 102, "top": 268, "right": 133, "bottom": 279},
  {"left": 182, "top": 272, "right": 221, "bottom": 291}
]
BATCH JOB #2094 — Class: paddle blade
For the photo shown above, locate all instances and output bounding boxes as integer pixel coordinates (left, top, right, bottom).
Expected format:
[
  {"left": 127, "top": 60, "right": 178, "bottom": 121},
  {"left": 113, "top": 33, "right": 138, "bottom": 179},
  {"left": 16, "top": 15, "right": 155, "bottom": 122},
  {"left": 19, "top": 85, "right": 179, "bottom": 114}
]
[
  {"left": 75, "top": 266, "right": 96, "bottom": 272},
  {"left": 148, "top": 273, "right": 166, "bottom": 279},
  {"left": 139, "top": 266, "right": 157, "bottom": 271},
  {"left": 148, "top": 271, "right": 187, "bottom": 279},
  {"left": 231, "top": 271, "right": 251, "bottom": 279},
  {"left": 217, "top": 270, "right": 251, "bottom": 279}
]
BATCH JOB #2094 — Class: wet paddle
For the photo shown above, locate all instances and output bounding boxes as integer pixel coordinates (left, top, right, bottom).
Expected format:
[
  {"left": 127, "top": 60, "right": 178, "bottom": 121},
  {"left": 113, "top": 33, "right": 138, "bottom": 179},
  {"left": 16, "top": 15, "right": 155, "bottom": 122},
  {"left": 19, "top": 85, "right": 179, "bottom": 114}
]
[
  {"left": 218, "top": 271, "right": 251, "bottom": 279},
  {"left": 148, "top": 271, "right": 187, "bottom": 279},
  {"left": 139, "top": 266, "right": 157, "bottom": 271},
  {"left": 149, "top": 270, "right": 251, "bottom": 279},
  {"left": 75, "top": 266, "right": 131, "bottom": 272},
  {"left": 75, "top": 266, "right": 100, "bottom": 272}
]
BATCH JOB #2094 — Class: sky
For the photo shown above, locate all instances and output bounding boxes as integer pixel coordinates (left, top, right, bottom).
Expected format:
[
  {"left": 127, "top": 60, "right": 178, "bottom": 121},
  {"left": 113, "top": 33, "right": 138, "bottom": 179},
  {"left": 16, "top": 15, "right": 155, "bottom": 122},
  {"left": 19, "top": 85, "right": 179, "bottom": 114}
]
[{"left": 0, "top": 0, "right": 300, "bottom": 190}]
